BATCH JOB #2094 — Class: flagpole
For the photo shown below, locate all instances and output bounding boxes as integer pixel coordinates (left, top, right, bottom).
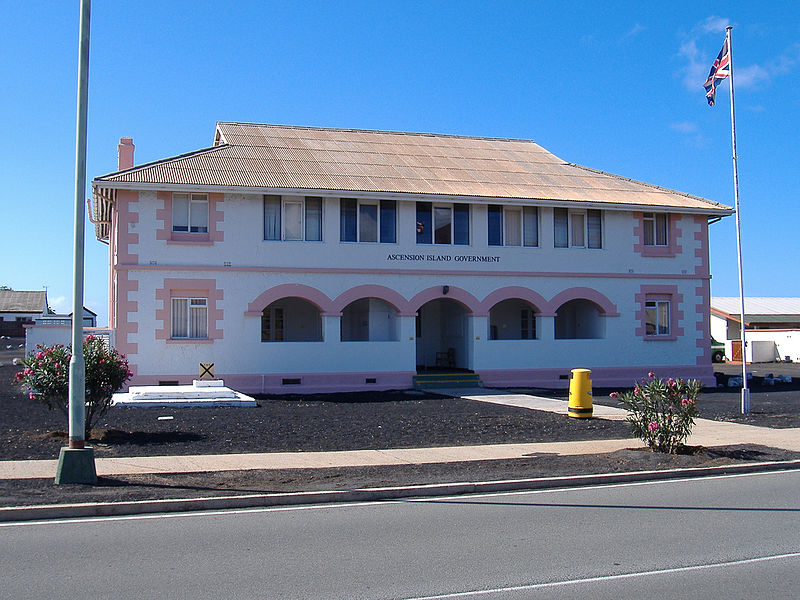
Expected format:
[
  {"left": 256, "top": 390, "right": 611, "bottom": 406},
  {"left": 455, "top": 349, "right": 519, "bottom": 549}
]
[{"left": 726, "top": 26, "right": 750, "bottom": 414}]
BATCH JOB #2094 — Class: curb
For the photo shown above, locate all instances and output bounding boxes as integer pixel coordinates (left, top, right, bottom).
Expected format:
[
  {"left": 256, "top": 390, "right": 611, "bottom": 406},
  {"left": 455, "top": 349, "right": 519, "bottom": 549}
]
[{"left": 2, "top": 459, "right": 800, "bottom": 523}]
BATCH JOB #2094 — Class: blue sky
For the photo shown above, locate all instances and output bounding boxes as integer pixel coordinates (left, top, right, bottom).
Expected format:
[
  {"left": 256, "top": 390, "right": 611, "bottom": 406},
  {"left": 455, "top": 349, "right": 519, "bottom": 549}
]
[{"left": 1, "top": 1, "right": 798, "bottom": 326}]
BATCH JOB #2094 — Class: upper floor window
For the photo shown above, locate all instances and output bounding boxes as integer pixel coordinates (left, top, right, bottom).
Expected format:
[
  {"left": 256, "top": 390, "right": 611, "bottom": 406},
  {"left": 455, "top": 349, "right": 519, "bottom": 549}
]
[
  {"left": 643, "top": 213, "right": 668, "bottom": 246},
  {"left": 172, "top": 193, "right": 208, "bottom": 233},
  {"left": 264, "top": 195, "right": 322, "bottom": 241},
  {"left": 554, "top": 208, "right": 602, "bottom": 249},
  {"left": 171, "top": 297, "right": 208, "bottom": 339},
  {"left": 488, "top": 205, "right": 539, "bottom": 247},
  {"left": 416, "top": 202, "right": 469, "bottom": 245},
  {"left": 340, "top": 199, "right": 396, "bottom": 243}
]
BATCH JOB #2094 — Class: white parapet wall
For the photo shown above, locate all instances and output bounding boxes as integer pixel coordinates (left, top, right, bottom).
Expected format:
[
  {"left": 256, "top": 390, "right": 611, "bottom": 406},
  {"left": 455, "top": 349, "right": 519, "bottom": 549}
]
[
  {"left": 25, "top": 325, "right": 115, "bottom": 356},
  {"left": 744, "top": 330, "right": 800, "bottom": 363}
]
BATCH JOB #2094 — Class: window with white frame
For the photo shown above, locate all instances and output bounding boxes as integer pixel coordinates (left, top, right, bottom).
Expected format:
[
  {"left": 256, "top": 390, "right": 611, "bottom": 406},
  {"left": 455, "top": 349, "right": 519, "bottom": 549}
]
[
  {"left": 172, "top": 193, "right": 209, "bottom": 233},
  {"left": 416, "top": 202, "right": 469, "bottom": 245},
  {"left": 171, "top": 298, "right": 208, "bottom": 339},
  {"left": 643, "top": 212, "right": 669, "bottom": 246},
  {"left": 488, "top": 205, "right": 539, "bottom": 247},
  {"left": 340, "top": 199, "right": 396, "bottom": 243},
  {"left": 645, "top": 300, "right": 670, "bottom": 336},
  {"left": 263, "top": 195, "right": 322, "bottom": 241},
  {"left": 554, "top": 208, "right": 602, "bottom": 249}
]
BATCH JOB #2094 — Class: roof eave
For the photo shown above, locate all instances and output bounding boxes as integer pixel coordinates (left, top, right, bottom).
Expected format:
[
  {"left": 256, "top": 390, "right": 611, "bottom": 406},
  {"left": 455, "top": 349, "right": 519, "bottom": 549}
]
[{"left": 88, "top": 180, "right": 733, "bottom": 216}]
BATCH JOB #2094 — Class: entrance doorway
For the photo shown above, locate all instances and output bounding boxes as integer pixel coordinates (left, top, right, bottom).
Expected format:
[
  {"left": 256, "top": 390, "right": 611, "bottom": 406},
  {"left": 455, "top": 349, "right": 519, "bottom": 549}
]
[{"left": 416, "top": 298, "right": 469, "bottom": 371}]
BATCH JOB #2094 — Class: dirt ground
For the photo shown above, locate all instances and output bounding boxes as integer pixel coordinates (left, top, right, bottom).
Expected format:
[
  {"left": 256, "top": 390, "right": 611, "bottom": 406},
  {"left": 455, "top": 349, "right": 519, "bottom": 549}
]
[{"left": 2, "top": 344, "right": 799, "bottom": 509}]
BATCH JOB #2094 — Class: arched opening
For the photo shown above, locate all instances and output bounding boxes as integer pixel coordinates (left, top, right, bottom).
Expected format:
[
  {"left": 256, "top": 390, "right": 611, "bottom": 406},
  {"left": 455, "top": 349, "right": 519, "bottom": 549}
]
[
  {"left": 416, "top": 298, "right": 469, "bottom": 370},
  {"left": 554, "top": 299, "right": 604, "bottom": 339},
  {"left": 488, "top": 298, "right": 538, "bottom": 340},
  {"left": 261, "top": 297, "right": 322, "bottom": 342},
  {"left": 341, "top": 298, "right": 399, "bottom": 341}
]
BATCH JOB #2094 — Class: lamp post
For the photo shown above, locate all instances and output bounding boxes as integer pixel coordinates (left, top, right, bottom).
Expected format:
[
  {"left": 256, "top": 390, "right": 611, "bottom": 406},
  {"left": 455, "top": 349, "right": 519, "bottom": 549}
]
[{"left": 56, "top": 0, "right": 96, "bottom": 484}]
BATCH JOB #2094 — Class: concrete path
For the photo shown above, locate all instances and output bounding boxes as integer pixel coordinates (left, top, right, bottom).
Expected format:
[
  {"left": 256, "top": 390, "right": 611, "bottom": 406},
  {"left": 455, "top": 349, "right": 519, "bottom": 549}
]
[{"left": 1, "top": 389, "right": 798, "bottom": 481}]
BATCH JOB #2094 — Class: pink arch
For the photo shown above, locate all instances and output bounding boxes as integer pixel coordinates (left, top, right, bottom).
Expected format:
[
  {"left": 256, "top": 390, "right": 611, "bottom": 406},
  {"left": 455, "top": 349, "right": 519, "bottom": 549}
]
[
  {"left": 330, "top": 285, "right": 410, "bottom": 315},
  {"left": 408, "top": 286, "right": 482, "bottom": 315},
  {"left": 479, "top": 287, "right": 549, "bottom": 316},
  {"left": 548, "top": 287, "right": 619, "bottom": 317},
  {"left": 245, "top": 284, "right": 334, "bottom": 315}
]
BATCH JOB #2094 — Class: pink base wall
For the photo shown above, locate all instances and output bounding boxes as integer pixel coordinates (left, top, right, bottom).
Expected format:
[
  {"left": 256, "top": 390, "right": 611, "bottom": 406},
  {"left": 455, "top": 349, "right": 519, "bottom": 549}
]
[
  {"left": 125, "top": 364, "right": 715, "bottom": 394},
  {"left": 127, "top": 371, "right": 417, "bottom": 394}
]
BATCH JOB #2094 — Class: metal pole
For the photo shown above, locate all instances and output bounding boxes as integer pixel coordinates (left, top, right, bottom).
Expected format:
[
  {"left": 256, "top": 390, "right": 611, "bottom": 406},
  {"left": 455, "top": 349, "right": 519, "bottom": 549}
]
[
  {"left": 726, "top": 26, "right": 750, "bottom": 414},
  {"left": 68, "top": 0, "right": 91, "bottom": 447}
]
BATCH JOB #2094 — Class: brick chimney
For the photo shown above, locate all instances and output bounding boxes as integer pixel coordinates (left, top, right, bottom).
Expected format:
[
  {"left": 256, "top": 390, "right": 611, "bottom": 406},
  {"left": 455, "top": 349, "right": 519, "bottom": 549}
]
[{"left": 117, "top": 137, "right": 135, "bottom": 170}]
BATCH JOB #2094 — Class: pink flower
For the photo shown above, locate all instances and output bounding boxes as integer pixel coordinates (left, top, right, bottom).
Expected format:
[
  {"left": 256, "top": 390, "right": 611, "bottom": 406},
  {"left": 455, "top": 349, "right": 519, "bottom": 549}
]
[
  {"left": 667, "top": 378, "right": 675, "bottom": 386},
  {"left": 28, "top": 392, "right": 36, "bottom": 400},
  {"left": 681, "top": 398, "right": 694, "bottom": 406},
  {"left": 648, "top": 372, "right": 655, "bottom": 378},
  {"left": 609, "top": 392, "right": 619, "bottom": 399},
  {"left": 35, "top": 352, "right": 44, "bottom": 360},
  {"left": 648, "top": 421, "right": 659, "bottom": 432}
]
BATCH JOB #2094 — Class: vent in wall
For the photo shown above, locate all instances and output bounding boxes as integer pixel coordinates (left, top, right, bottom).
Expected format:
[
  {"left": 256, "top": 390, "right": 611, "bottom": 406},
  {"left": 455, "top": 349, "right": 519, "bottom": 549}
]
[
  {"left": 282, "top": 378, "right": 301, "bottom": 385},
  {"left": 365, "top": 378, "right": 377, "bottom": 384}
]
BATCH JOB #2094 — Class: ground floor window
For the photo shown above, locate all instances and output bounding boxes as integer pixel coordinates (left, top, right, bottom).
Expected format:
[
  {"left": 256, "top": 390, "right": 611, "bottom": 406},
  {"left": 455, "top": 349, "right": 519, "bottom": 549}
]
[
  {"left": 171, "top": 298, "right": 208, "bottom": 339},
  {"left": 260, "top": 298, "right": 322, "bottom": 342},
  {"left": 554, "top": 299, "right": 603, "bottom": 339},
  {"left": 261, "top": 306, "right": 284, "bottom": 341},
  {"left": 489, "top": 299, "right": 538, "bottom": 340},
  {"left": 645, "top": 300, "right": 670, "bottom": 336}
]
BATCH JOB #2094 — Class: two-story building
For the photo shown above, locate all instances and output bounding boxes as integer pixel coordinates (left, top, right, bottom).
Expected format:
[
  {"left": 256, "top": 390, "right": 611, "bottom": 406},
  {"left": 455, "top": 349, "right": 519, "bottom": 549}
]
[{"left": 90, "top": 123, "right": 732, "bottom": 393}]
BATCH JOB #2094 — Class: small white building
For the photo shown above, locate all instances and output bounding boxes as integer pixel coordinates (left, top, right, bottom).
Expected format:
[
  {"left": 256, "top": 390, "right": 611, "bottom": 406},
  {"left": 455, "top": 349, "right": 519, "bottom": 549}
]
[
  {"left": 711, "top": 297, "right": 800, "bottom": 363},
  {"left": 0, "top": 290, "right": 48, "bottom": 337},
  {"left": 90, "top": 123, "right": 732, "bottom": 392}
]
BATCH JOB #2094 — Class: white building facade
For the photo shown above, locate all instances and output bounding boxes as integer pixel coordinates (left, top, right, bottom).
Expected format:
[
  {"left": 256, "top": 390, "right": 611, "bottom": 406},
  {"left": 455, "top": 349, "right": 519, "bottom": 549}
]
[{"left": 91, "top": 123, "right": 732, "bottom": 393}]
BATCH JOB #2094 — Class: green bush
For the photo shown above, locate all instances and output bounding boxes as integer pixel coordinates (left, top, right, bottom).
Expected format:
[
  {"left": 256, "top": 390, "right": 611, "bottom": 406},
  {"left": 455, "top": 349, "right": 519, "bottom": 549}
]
[
  {"left": 15, "top": 336, "right": 132, "bottom": 439},
  {"left": 611, "top": 372, "right": 701, "bottom": 453}
]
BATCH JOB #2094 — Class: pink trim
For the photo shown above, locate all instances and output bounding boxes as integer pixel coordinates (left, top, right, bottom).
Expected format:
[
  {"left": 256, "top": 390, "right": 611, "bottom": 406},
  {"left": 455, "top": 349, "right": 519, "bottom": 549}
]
[
  {"left": 694, "top": 215, "right": 711, "bottom": 365},
  {"left": 155, "top": 278, "right": 224, "bottom": 341},
  {"left": 479, "top": 364, "right": 716, "bottom": 389},
  {"left": 246, "top": 284, "right": 333, "bottom": 315},
  {"left": 633, "top": 212, "right": 683, "bottom": 257},
  {"left": 330, "top": 285, "right": 410, "bottom": 314},
  {"left": 548, "top": 287, "right": 619, "bottom": 317},
  {"left": 156, "top": 191, "right": 224, "bottom": 244},
  {"left": 634, "top": 284, "right": 685, "bottom": 340},
  {"left": 113, "top": 190, "right": 139, "bottom": 364},
  {"left": 408, "top": 286, "right": 482, "bottom": 315},
  {"left": 116, "top": 263, "right": 708, "bottom": 281},
  {"left": 478, "top": 287, "right": 549, "bottom": 315},
  {"left": 127, "top": 371, "right": 417, "bottom": 394}
]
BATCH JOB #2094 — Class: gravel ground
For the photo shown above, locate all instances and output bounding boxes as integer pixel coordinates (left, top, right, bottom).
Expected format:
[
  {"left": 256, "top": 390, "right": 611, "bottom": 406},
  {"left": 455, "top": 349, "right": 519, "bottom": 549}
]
[{"left": 2, "top": 356, "right": 799, "bottom": 509}]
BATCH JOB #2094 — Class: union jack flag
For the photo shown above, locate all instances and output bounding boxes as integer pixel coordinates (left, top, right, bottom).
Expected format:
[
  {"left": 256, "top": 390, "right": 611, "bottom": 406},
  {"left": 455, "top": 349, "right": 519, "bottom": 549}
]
[{"left": 703, "top": 37, "right": 730, "bottom": 107}]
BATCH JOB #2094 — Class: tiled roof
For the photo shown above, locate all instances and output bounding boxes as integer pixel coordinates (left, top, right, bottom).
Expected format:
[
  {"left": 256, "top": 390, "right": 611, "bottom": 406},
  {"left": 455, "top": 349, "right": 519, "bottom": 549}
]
[
  {"left": 0, "top": 290, "right": 46, "bottom": 314},
  {"left": 93, "top": 122, "right": 731, "bottom": 215}
]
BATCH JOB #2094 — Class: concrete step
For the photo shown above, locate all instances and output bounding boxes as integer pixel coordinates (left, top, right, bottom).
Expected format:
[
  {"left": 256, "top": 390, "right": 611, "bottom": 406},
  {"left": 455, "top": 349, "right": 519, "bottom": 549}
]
[{"left": 413, "top": 372, "right": 483, "bottom": 389}]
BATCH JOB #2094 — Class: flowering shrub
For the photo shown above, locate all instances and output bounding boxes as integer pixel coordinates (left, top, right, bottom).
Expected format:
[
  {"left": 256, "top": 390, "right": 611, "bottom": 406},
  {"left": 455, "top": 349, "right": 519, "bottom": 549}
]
[
  {"left": 610, "top": 372, "right": 702, "bottom": 453},
  {"left": 15, "top": 336, "right": 132, "bottom": 439}
]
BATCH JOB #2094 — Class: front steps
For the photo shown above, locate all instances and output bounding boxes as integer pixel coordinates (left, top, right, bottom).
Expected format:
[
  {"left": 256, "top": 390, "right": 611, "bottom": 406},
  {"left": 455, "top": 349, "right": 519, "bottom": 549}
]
[{"left": 413, "top": 371, "right": 483, "bottom": 389}]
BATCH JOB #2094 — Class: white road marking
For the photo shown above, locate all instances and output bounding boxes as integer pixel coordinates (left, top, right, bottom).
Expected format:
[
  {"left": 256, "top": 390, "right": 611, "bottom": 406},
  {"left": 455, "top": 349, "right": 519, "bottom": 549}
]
[{"left": 398, "top": 552, "right": 800, "bottom": 599}]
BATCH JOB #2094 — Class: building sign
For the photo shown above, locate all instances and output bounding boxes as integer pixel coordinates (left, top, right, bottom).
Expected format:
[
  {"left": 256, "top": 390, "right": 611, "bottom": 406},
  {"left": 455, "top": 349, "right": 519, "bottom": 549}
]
[{"left": 386, "top": 254, "right": 500, "bottom": 263}]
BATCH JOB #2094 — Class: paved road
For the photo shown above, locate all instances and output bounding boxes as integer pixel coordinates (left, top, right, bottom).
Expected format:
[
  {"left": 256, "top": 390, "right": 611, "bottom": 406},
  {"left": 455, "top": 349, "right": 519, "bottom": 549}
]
[{"left": 2, "top": 470, "right": 799, "bottom": 599}]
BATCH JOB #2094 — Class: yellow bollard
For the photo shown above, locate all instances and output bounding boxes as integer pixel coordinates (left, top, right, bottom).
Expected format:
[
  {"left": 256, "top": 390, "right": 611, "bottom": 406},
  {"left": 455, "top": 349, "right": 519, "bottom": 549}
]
[{"left": 568, "top": 368, "right": 593, "bottom": 418}]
